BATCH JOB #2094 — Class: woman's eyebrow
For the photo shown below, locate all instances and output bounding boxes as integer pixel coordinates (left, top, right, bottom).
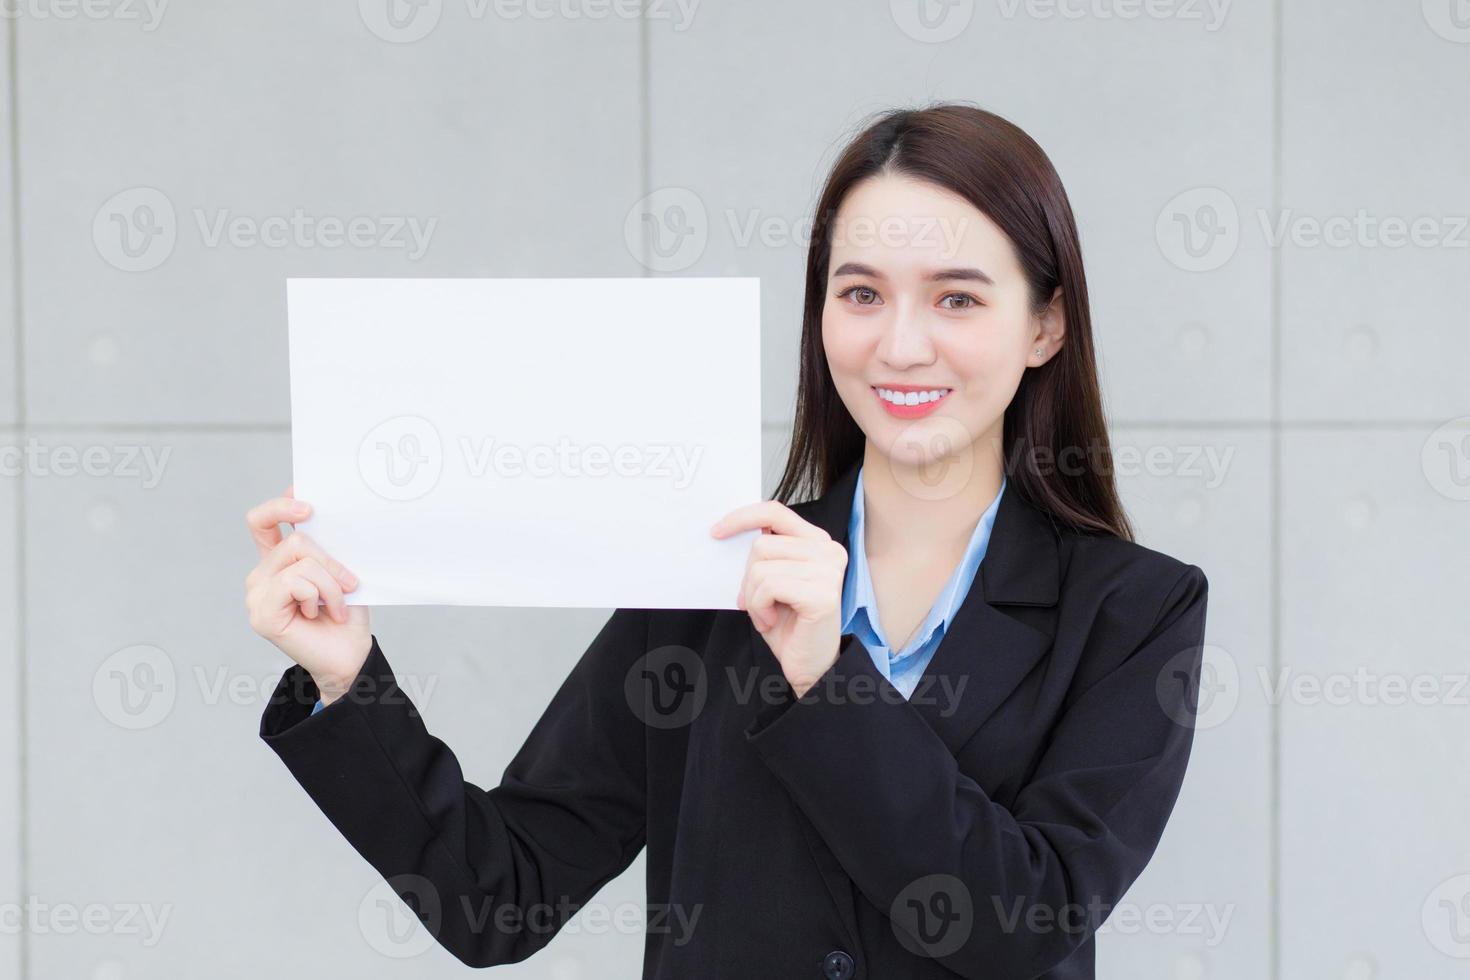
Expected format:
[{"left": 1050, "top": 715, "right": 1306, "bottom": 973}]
[
  {"left": 928, "top": 266, "right": 995, "bottom": 286},
  {"left": 830, "top": 261, "right": 994, "bottom": 286}
]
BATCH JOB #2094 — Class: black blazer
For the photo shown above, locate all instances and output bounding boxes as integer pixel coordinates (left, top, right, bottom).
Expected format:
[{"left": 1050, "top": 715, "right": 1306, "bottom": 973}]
[{"left": 260, "top": 459, "right": 1210, "bottom": 979}]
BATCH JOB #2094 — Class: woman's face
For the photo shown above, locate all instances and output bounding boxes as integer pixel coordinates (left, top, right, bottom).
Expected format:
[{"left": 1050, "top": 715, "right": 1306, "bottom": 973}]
[{"left": 821, "top": 172, "right": 1062, "bottom": 476}]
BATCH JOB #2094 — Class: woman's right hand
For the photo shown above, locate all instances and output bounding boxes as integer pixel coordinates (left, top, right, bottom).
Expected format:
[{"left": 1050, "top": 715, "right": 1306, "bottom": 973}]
[{"left": 244, "top": 487, "right": 370, "bottom": 705}]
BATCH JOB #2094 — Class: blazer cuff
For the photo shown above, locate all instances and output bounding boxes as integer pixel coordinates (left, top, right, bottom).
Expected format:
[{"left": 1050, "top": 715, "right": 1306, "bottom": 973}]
[
  {"left": 742, "top": 632, "right": 879, "bottom": 742},
  {"left": 258, "top": 635, "right": 395, "bottom": 741},
  {"left": 260, "top": 663, "right": 320, "bottom": 737}
]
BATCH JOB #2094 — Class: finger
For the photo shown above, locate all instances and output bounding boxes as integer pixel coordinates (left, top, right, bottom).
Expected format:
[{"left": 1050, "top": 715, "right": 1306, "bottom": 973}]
[
  {"left": 746, "top": 558, "right": 829, "bottom": 605},
  {"left": 246, "top": 495, "right": 313, "bottom": 557},
  {"left": 744, "top": 559, "right": 818, "bottom": 628},
  {"left": 750, "top": 576, "right": 825, "bottom": 631},
  {"left": 288, "top": 558, "right": 349, "bottom": 624},
  {"left": 738, "top": 532, "right": 845, "bottom": 626},
  {"left": 749, "top": 533, "right": 833, "bottom": 562},
  {"left": 710, "top": 501, "right": 829, "bottom": 541},
  {"left": 264, "top": 569, "right": 321, "bottom": 621},
  {"left": 748, "top": 578, "right": 789, "bottom": 633},
  {"left": 737, "top": 536, "right": 829, "bottom": 612},
  {"left": 737, "top": 565, "right": 766, "bottom": 630},
  {"left": 261, "top": 532, "right": 358, "bottom": 591}
]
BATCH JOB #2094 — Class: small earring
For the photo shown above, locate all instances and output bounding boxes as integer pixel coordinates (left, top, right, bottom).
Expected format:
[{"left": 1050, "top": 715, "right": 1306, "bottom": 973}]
[{"left": 1035, "top": 347, "right": 1044, "bottom": 357}]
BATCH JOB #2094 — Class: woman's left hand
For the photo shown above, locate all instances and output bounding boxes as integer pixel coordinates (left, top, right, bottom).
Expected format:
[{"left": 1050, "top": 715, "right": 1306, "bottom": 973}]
[{"left": 710, "top": 501, "right": 849, "bottom": 697}]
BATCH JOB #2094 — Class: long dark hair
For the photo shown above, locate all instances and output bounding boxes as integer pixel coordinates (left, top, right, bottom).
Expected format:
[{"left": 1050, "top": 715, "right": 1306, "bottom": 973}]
[{"left": 772, "top": 102, "right": 1133, "bottom": 540}]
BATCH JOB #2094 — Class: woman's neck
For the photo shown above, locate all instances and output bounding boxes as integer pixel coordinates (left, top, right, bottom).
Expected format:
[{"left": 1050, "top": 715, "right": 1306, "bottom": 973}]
[{"left": 858, "top": 441, "right": 1005, "bottom": 563}]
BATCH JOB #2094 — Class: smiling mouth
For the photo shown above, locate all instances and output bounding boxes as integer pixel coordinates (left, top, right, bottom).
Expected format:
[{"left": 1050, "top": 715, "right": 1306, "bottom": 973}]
[{"left": 871, "top": 385, "right": 952, "bottom": 419}]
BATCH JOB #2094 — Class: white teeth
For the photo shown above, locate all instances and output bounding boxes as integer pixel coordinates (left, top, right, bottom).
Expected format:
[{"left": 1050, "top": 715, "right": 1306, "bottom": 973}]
[{"left": 875, "top": 387, "right": 950, "bottom": 405}]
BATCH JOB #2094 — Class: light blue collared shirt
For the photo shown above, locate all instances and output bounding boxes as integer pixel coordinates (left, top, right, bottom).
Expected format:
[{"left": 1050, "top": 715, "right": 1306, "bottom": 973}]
[{"left": 840, "top": 466, "right": 1006, "bottom": 699}]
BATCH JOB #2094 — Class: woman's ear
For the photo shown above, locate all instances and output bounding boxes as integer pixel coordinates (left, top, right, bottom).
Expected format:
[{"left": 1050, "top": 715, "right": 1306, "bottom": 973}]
[{"left": 1031, "top": 286, "right": 1066, "bottom": 364}]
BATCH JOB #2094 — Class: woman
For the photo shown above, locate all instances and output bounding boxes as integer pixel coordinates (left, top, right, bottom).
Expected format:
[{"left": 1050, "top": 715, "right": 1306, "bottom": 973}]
[{"left": 246, "top": 103, "right": 1209, "bottom": 979}]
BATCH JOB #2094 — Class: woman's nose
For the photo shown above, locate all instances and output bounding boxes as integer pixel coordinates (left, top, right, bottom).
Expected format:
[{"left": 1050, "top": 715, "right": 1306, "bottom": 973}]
[{"left": 876, "top": 306, "right": 936, "bottom": 367}]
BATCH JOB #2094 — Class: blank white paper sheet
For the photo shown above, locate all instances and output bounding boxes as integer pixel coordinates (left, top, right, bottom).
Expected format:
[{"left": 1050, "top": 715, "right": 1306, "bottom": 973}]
[{"left": 287, "top": 277, "right": 762, "bottom": 609}]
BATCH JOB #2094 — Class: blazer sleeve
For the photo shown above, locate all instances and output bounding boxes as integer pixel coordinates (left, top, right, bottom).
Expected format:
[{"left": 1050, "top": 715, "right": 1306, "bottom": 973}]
[
  {"left": 743, "top": 564, "right": 1210, "bottom": 978},
  {"left": 258, "top": 607, "right": 651, "bottom": 967}
]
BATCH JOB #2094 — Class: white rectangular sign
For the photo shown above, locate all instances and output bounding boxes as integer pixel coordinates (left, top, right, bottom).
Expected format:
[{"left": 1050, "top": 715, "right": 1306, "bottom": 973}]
[{"left": 287, "top": 277, "right": 762, "bottom": 609}]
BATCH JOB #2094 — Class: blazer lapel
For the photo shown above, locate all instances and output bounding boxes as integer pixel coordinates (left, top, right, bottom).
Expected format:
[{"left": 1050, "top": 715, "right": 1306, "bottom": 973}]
[{"left": 749, "top": 457, "right": 1061, "bottom": 755}]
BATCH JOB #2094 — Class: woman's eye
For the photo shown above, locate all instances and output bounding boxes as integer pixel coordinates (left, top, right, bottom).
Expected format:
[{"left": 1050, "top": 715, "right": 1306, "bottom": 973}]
[
  {"left": 939, "top": 292, "right": 979, "bottom": 310},
  {"left": 838, "top": 285, "right": 880, "bottom": 306}
]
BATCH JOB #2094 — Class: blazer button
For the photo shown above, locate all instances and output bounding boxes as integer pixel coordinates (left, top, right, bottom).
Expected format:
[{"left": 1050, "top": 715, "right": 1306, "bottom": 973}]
[{"left": 821, "top": 949, "right": 855, "bottom": 980}]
